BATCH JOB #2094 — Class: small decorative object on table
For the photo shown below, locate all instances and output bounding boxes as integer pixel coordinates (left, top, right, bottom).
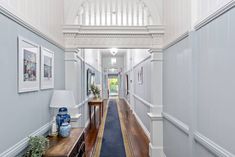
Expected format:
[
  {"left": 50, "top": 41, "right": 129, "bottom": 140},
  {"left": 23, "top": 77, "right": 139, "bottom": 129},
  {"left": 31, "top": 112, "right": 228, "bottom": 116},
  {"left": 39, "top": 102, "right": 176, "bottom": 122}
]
[
  {"left": 59, "top": 122, "right": 72, "bottom": 137},
  {"left": 50, "top": 90, "right": 76, "bottom": 137},
  {"left": 24, "top": 136, "right": 49, "bottom": 157},
  {"left": 56, "top": 107, "right": 71, "bottom": 131},
  {"left": 90, "top": 84, "right": 100, "bottom": 99}
]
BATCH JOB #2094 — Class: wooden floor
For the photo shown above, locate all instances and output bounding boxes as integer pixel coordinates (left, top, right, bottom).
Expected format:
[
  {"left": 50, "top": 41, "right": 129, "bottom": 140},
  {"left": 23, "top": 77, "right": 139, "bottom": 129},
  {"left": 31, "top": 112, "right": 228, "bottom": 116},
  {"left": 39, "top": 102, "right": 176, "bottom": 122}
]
[{"left": 85, "top": 98, "right": 149, "bottom": 157}]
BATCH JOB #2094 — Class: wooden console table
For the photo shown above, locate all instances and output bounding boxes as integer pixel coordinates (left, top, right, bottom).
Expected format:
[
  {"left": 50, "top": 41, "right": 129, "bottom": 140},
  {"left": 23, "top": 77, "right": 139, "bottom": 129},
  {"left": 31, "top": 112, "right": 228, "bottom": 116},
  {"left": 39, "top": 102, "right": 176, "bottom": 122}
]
[
  {"left": 44, "top": 128, "right": 85, "bottom": 157},
  {"left": 88, "top": 98, "right": 104, "bottom": 127}
]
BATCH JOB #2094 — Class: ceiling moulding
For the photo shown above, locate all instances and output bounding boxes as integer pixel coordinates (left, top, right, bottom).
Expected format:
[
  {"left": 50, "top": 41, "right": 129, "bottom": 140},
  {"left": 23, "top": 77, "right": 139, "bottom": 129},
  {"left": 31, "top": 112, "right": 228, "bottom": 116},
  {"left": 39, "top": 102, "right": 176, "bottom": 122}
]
[{"left": 63, "top": 25, "right": 164, "bottom": 49}]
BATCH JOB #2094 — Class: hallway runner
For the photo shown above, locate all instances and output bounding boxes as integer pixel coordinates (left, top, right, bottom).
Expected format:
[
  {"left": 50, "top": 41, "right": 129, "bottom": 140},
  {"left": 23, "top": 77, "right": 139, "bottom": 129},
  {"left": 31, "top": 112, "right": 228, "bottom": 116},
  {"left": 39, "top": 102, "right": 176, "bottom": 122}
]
[{"left": 93, "top": 99, "right": 133, "bottom": 157}]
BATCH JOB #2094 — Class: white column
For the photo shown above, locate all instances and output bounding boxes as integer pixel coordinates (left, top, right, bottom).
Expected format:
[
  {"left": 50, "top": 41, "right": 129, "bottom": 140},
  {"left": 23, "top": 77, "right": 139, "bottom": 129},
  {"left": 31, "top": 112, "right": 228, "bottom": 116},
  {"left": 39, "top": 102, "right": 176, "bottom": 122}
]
[
  {"left": 126, "top": 0, "right": 129, "bottom": 26},
  {"left": 100, "top": 0, "right": 102, "bottom": 25},
  {"left": 65, "top": 49, "right": 82, "bottom": 127},
  {"left": 115, "top": 0, "right": 118, "bottom": 25},
  {"left": 137, "top": 2, "right": 140, "bottom": 26},
  {"left": 131, "top": 1, "right": 134, "bottom": 25},
  {"left": 94, "top": 1, "right": 97, "bottom": 25},
  {"left": 105, "top": 0, "right": 107, "bottom": 25},
  {"left": 148, "top": 48, "right": 164, "bottom": 157},
  {"left": 142, "top": 5, "right": 145, "bottom": 26},
  {"left": 88, "top": 1, "right": 91, "bottom": 25},
  {"left": 121, "top": 0, "right": 123, "bottom": 25}
]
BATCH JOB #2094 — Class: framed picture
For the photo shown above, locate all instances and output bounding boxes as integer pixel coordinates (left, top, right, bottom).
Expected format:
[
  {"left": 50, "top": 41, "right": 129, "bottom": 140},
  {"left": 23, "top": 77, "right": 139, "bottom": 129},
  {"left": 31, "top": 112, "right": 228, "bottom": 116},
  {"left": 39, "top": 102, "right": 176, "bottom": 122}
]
[
  {"left": 125, "top": 74, "right": 129, "bottom": 95},
  {"left": 138, "top": 66, "right": 143, "bottom": 84},
  {"left": 18, "top": 36, "right": 40, "bottom": 93},
  {"left": 87, "top": 69, "right": 92, "bottom": 96},
  {"left": 87, "top": 69, "right": 95, "bottom": 96},
  {"left": 41, "top": 47, "right": 54, "bottom": 89}
]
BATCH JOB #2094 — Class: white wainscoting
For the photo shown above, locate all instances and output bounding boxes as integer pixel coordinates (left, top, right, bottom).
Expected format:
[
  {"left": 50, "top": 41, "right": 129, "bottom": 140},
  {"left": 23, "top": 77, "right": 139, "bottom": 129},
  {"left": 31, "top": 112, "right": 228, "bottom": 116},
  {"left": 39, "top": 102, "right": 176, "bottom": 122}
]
[
  {"left": 0, "top": 122, "right": 52, "bottom": 157},
  {"left": 194, "top": 132, "right": 235, "bottom": 157},
  {"left": 162, "top": 112, "right": 189, "bottom": 136},
  {"left": 123, "top": 97, "right": 150, "bottom": 139}
]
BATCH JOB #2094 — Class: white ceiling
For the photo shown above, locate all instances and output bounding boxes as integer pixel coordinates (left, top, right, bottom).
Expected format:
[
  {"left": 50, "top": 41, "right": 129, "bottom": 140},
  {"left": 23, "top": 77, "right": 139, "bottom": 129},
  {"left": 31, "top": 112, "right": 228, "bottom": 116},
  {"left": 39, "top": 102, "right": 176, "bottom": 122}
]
[{"left": 100, "top": 49, "right": 127, "bottom": 57}]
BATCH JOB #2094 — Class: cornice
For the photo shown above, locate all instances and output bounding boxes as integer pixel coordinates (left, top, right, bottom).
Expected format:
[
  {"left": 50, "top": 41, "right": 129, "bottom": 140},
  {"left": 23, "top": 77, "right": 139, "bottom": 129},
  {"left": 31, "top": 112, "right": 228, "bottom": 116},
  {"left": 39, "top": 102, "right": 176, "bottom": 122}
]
[
  {"left": 63, "top": 25, "right": 164, "bottom": 35},
  {"left": 163, "top": 31, "right": 189, "bottom": 50},
  {"left": 0, "top": 5, "right": 65, "bottom": 50}
]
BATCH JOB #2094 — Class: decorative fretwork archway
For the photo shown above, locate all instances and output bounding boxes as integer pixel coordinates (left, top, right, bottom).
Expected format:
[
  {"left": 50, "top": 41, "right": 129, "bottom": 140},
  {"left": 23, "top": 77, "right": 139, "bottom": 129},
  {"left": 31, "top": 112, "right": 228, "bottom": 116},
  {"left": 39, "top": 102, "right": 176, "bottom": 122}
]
[{"left": 74, "top": 0, "right": 153, "bottom": 26}]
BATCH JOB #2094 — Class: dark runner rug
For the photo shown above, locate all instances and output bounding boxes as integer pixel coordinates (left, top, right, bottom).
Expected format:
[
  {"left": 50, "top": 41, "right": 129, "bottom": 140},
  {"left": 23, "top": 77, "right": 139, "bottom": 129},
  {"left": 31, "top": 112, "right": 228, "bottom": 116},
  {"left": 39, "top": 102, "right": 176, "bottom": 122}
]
[{"left": 93, "top": 99, "right": 132, "bottom": 157}]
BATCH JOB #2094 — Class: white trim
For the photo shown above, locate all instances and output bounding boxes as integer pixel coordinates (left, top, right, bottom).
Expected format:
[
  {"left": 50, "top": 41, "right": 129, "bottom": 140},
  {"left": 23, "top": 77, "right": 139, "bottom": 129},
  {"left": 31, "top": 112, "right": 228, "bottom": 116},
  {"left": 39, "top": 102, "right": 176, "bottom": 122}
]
[
  {"left": 147, "top": 113, "right": 163, "bottom": 121},
  {"left": 163, "top": 31, "right": 189, "bottom": 50},
  {"left": 64, "top": 49, "right": 85, "bottom": 62},
  {"left": 149, "top": 143, "right": 165, "bottom": 157},
  {"left": 194, "top": 0, "right": 235, "bottom": 31},
  {"left": 133, "top": 55, "right": 151, "bottom": 69},
  {"left": 162, "top": 112, "right": 190, "bottom": 136},
  {"left": 0, "top": 122, "right": 52, "bottom": 157},
  {"left": 85, "top": 62, "right": 102, "bottom": 73},
  {"left": 124, "top": 54, "right": 151, "bottom": 74},
  {"left": 74, "top": 97, "right": 90, "bottom": 109},
  {"left": 194, "top": 131, "right": 235, "bottom": 157},
  {"left": 63, "top": 25, "right": 165, "bottom": 35},
  {"left": 0, "top": 5, "right": 64, "bottom": 50},
  {"left": 123, "top": 98, "right": 150, "bottom": 139},
  {"left": 129, "top": 90, "right": 154, "bottom": 108}
]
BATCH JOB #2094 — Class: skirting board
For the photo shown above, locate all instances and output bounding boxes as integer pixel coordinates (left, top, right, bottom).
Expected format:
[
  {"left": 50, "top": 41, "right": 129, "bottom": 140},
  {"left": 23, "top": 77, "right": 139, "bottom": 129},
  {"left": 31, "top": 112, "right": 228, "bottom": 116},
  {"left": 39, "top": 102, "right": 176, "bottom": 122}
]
[
  {"left": 0, "top": 121, "right": 52, "bottom": 157},
  {"left": 122, "top": 97, "right": 150, "bottom": 139}
]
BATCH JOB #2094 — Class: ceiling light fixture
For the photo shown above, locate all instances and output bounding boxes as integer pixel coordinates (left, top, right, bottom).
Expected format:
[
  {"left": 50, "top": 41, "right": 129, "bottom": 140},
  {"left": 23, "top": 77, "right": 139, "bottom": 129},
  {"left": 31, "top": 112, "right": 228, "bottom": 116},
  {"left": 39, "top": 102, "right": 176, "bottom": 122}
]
[{"left": 110, "top": 48, "right": 118, "bottom": 56}]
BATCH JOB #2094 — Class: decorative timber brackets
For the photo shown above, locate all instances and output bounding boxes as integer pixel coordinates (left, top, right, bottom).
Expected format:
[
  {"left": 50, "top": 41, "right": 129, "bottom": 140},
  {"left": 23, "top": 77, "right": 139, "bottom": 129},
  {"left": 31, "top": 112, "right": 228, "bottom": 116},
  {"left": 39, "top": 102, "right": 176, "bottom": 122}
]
[{"left": 63, "top": 25, "right": 164, "bottom": 49}]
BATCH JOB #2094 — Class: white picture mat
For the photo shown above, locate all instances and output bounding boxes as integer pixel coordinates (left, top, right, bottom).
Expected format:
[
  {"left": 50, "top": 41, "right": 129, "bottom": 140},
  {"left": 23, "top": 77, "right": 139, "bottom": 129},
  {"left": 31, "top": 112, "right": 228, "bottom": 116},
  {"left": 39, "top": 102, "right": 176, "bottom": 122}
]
[
  {"left": 18, "top": 36, "right": 40, "bottom": 93},
  {"left": 40, "top": 47, "right": 54, "bottom": 89}
]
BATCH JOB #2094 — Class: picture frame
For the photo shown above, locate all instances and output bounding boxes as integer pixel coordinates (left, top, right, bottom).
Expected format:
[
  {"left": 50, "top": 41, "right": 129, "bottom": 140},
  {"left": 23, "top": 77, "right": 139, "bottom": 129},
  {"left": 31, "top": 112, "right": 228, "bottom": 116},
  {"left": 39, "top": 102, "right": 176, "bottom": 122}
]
[
  {"left": 87, "top": 69, "right": 92, "bottom": 96},
  {"left": 40, "top": 47, "right": 54, "bottom": 90},
  {"left": 138, "top": 66, "right": 143, "bottom": 84},
  {"left": 18, "top": 36, "right": 40, "bottom": 93},
  {"left": 125, "top": 74, "right": 129, "bottom": 95}
]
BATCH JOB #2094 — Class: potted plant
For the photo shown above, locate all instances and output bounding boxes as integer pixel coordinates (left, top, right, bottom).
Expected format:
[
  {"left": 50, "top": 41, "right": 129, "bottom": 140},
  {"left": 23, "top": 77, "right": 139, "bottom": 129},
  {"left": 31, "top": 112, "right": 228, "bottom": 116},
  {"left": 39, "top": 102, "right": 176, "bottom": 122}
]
[
  {"left": 24, "top": 136, "right": 49, "bottom": 157},
  {"left": 90, "top": 84, "right": 100, "bottom": 99}
]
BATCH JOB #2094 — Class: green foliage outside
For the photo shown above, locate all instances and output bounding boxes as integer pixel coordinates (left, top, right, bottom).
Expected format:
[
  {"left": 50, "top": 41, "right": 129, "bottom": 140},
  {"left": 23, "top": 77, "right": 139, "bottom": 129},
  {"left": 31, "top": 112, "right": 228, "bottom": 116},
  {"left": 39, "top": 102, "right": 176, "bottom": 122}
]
[{"left": 109, "top": 78, "right": 118, "bottom": 94}]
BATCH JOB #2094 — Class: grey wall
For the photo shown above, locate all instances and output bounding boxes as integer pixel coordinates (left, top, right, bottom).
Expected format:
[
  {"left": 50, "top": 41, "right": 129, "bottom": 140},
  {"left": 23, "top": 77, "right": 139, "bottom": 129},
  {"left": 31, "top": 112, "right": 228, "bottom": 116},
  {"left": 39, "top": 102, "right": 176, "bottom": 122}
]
[
  {"left": 163, "top": 7, "right": 235, "bottom": 157},
  {"left": 0, "top": 13, "right": 65, "bottom": 155},
  {"left": 84, "top": 64, "right": 101, "bottom": 124},
  {"left": 124, "top": 57, "right": 151, "bottom": 133},
  {"left": 133, "top": 59, "right": 151, "bottom": 131}
]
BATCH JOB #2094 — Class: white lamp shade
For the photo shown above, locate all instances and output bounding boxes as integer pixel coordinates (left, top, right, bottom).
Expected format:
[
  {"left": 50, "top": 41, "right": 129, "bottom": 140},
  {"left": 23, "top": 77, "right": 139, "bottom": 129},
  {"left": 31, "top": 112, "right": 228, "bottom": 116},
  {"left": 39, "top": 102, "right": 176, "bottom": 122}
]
[{"left": 50, "top": 90, "right": 76, "bottom": 108}]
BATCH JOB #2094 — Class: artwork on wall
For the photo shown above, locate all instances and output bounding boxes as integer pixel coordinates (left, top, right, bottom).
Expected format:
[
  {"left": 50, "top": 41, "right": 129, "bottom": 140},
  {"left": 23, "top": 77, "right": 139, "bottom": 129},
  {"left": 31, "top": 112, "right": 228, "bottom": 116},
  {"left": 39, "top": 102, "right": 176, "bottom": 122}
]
[
  {"left": 18, "top": 36, "right": 40, "bottom": 93},
  {"left": 87, "top": 69, "right": 95, "bottom": 96},
  {"left": 125, "top": 74, "right": 129, "bottom": 95},
  {"left": 40, "top": 47, "right": 54, "bottom": 89},
  {"left": 138, "top": 66, "right": 143, "bottom": 84}
]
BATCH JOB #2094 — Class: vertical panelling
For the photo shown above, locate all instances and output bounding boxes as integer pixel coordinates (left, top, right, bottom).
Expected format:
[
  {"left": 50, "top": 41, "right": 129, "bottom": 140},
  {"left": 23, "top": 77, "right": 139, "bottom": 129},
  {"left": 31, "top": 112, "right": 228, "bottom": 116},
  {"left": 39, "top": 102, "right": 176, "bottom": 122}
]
[
  {"left": 163, "top": 7, "right": 235, "bottom": 157},
  {"left": 163, "top": 120, "right": 190, "bottom": 157},
  {"left": 195, "top": 7, "right": 235, "bottom": 155},
  {"left": 163, "top": 0, "right": 190, "bottom": 45},
  {"left": 134, "top": 58, "right": 151, "bottom": 131},
  {"left": 163, "top": 36, "right": 193, "bottom": 157},
  {"left": 163, "top": 36, "right": 192, "bottom": 125}
]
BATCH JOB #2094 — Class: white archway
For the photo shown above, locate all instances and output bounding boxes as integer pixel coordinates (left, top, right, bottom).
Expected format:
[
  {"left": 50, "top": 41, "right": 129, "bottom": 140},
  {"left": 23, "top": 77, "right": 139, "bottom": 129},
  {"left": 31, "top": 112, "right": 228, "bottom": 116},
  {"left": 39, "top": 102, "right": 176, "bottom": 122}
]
[{"left": 64, "top": 0, "right": 163, "bottom": 25}]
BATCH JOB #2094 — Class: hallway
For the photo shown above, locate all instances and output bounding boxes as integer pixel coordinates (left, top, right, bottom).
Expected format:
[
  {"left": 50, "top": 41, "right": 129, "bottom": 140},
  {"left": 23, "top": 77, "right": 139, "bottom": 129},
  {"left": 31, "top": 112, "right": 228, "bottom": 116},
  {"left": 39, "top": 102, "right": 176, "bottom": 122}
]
[
  {"left": 85, "top": 99, "right": 149, "bottom": 157},
  {"left": 1, "top": 0, "right": 235, "bottom": 157}
]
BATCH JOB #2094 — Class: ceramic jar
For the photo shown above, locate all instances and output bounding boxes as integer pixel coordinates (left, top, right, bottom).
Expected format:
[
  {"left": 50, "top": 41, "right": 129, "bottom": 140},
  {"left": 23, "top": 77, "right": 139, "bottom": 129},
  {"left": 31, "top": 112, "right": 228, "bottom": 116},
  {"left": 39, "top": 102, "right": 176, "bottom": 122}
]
[{"left": 59, "top": 122, "right": 71, "bottom": 137}]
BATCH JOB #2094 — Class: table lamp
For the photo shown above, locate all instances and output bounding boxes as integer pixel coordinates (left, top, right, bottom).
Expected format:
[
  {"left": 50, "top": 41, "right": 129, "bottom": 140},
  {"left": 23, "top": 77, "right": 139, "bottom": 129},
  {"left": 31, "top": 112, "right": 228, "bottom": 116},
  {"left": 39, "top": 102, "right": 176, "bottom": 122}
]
[{"left": 50, "top": 90, "right": 76, "bottom": 137}]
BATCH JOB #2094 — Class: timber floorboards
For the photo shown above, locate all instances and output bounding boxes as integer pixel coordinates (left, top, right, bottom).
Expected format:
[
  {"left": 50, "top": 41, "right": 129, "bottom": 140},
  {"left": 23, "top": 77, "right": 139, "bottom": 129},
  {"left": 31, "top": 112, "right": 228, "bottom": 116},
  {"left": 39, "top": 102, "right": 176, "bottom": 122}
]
[{"left": 85, "top": 99, "right": 149, "bottom": 157}]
